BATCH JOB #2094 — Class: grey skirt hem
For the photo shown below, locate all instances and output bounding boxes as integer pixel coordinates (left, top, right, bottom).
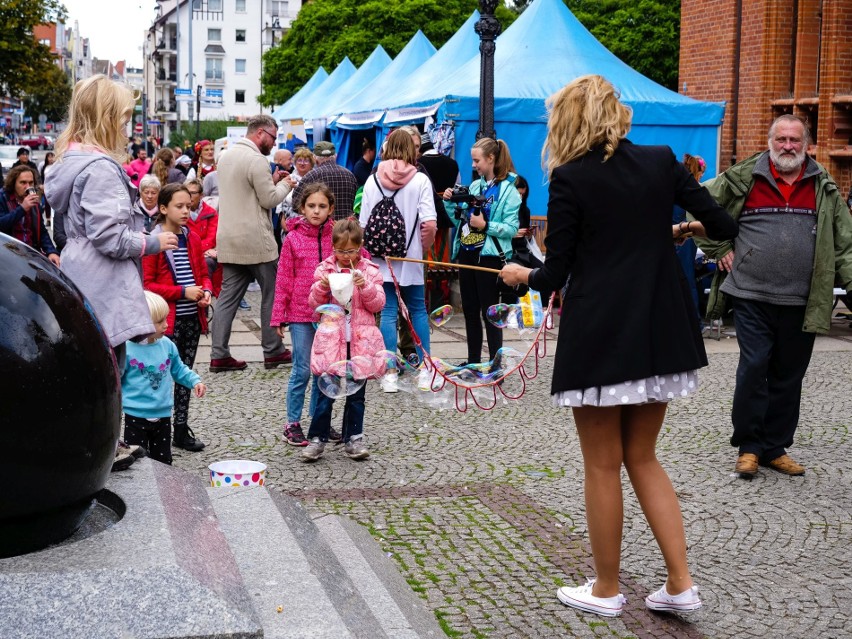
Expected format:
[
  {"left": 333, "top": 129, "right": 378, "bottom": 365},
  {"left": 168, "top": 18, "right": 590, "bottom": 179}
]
[{"left": 552, "top": 370, "right": 699, "bottom": 408}]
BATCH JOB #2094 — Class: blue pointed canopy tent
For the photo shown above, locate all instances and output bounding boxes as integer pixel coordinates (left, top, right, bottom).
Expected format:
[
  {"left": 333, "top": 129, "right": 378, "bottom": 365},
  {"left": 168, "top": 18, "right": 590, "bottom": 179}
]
[
  {"left": 295, "top": 57, "right": 357, "bottom": 127},
  {"left": 329, "top": 32, "right": 437, "bottom": 164},
  {"left": 271, "top": 66, "right": 328, "bottom": 121},
  {"left": 334, "top": 31, "right": 437, "bottom": 127},
  {"left": 381, "top": 11, "right": 481, "bottom": 128},
  {"left": 302, "top": 45, "right": 393, "bottom": 153},
  {"left": 385, "top": 0, "right": 725, "bottom": 215}
]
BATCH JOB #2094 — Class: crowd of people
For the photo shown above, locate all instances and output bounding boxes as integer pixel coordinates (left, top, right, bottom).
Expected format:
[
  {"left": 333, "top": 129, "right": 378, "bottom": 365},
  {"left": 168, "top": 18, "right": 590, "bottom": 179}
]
[{"left": 7, "top": 71, "right": 852, "bottom": 620}]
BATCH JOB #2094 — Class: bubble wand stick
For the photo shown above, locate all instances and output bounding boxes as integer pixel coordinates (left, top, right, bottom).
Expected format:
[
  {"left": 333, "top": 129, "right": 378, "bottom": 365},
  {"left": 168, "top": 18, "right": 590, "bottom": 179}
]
[{"left": 386, "top": 256, "right": 501, "bottom": 274}]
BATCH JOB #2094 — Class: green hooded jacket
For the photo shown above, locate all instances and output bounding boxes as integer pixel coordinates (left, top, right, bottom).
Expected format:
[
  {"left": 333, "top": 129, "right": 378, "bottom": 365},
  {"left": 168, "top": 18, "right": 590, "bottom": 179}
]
[{"left": 693, "top": 151, "right": 852, "bottom": 333}]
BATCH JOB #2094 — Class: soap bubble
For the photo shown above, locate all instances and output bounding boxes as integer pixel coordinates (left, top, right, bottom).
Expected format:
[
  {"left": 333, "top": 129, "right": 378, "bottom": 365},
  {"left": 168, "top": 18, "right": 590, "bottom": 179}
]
[
  {"left": 316, "top": 304, "right": 345, "bottom": 334},
  {"left": 429, "top": 304, "right": 454, "bottom": 327},
  {"left": 376, "top": 349, "right": 418, "bottom": 376},
  {"left": 317, "top": 360, "right": 366, "bottom": 399},
  {"left": 493, "top": 347, "right": 524, "bottom": 372},
  {"left": 486, "top": 303, "right": 521, "bottom": 329}
]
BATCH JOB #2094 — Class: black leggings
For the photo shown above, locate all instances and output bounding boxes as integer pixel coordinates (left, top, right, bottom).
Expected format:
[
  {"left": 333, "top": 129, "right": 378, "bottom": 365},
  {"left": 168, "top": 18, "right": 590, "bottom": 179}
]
[
  {"left": 458, "top": 252, "right": 503, "bottom": 363},
  {"left": 171, "top": 315, "right": 201, "bottom": 439},
  {"left": 124, "top": 414, "right": 172, "bottom": 464}
]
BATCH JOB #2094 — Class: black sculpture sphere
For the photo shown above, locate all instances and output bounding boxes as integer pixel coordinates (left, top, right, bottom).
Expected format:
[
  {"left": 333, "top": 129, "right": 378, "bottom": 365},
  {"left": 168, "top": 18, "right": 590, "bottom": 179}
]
[{"left": 0, "top": 234, "right": 120, "bottom": 557}]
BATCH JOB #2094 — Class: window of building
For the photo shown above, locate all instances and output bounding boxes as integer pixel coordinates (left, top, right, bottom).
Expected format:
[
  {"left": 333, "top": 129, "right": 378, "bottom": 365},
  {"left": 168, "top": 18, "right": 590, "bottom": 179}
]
[
  {"left": 206, "top": 57, "right": 223, "bottom": 81},
  {"left": 193, "top": 0, "right": 223, "bottom": 9},
  {"left": 270, "top": 1, "right": 288, "bottom": 17},
  {"left": 235, "top": 0, "right": 246, "bottom": 11},
  {"left": 208, "top": 28, "right": 221, "bottom": 42},
  {"left": 236, "top": 29, "right": 246, "bottom": 43},
  {"left": 235, "top": 90, "right": 246, "bottom": 104},
  {"left": 235, "top": 59, "right": 246, "bottom": 74}
]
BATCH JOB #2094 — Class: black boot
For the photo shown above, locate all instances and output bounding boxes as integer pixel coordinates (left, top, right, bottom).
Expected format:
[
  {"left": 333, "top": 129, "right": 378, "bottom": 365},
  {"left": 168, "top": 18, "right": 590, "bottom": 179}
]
[{"left": 173, "top": 424, "right": 205, "bottom": 452}]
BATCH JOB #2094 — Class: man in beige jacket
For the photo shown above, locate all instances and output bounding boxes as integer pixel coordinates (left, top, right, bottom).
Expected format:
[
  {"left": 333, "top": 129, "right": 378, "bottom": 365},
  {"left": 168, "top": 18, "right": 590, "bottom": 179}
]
[{"left": 211, "top": 114, "right": 294, "bottom": 371}]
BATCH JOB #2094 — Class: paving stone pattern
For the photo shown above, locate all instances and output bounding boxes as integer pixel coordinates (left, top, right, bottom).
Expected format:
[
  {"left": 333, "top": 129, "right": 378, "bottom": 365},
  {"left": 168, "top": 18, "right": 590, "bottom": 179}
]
[{"left": 176, "top": 294, "right": 852, "bottom": 639}]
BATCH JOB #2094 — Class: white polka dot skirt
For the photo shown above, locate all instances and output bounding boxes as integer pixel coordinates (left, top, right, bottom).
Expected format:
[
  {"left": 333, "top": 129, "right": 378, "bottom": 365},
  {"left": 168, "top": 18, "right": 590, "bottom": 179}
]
[{"left": 552, "top": 370, "right": 699, "bottom": 408}]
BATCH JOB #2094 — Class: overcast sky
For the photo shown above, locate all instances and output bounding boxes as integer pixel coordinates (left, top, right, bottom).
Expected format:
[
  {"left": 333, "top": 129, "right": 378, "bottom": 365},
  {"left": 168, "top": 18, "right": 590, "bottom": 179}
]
[{"left": 61, "top": 0, "right": 157, "bottom": 67}]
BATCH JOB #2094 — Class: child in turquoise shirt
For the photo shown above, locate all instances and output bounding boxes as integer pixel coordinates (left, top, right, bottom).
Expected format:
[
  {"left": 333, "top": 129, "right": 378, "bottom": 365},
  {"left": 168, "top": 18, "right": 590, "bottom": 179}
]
[{"left": 122, "top": 291, "right": 207, "bottom": 464}]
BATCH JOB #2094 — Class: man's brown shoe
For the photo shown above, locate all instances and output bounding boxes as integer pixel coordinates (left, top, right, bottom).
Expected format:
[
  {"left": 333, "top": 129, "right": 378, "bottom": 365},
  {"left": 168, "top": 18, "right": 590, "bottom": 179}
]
[
  {"left": 764, "top": 454, "right": 805, "bottom": 476},
  {"left": 264, "top": 349, "right": 293, "bottom": 369},
  {"left": 209, "top": 356, "right": 248, "bottom": 372},
  {"left": 735, "top": 453, "right": 759, "bottom": 476}
]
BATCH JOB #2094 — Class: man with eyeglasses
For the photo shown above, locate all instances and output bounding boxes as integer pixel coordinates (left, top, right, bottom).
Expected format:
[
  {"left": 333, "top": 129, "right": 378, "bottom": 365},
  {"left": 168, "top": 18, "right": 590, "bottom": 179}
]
[
  {"left": 696, "top": 114, "right": 852, "bottom": 478},
  {"left": 211, "top": 114, "right": 295, "bottom": 372}
]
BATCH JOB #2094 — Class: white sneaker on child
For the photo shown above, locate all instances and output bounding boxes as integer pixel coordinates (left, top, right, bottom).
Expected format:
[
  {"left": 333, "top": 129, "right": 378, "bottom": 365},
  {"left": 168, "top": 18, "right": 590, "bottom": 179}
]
[
  {"left": 301, "top": 438, "right": 325, "bottom": 462},
  {"left": 344, "top": 436, "right": 369, "bottom": 460},
  {"left": 380, "top": 371, "right": 399, "bottom": 393}
]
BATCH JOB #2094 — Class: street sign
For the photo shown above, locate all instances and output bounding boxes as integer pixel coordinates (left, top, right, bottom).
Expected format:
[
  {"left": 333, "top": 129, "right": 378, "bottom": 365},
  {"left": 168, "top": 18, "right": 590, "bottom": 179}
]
[
  {"left": 175, "top": 88, "right": 193, "bottom": 95},
  {"left": 205, "top": 89, "right": 223, "bottom": 97},
  {"left": 176, "top": 95, "right": 195, "bottom": 102}
]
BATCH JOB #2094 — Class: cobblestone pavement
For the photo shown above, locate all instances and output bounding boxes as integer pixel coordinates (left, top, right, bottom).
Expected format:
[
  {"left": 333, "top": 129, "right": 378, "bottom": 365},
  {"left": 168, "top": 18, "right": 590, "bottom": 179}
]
[{"left": 175, "top": 292, "right": 852, "bottom": 639}]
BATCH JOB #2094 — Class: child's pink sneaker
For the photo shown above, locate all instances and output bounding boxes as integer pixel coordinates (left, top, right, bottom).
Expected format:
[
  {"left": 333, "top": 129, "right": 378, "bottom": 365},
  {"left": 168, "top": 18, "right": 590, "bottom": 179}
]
[{"left": 283, "top": 422, "right": 308, "bottom": 446}]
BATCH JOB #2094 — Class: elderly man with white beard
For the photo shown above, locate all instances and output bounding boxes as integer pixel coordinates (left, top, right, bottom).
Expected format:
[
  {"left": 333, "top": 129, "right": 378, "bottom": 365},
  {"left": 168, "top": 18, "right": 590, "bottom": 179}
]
[{"left": 695, "top": 114, "right": 852, "bottom": 478}]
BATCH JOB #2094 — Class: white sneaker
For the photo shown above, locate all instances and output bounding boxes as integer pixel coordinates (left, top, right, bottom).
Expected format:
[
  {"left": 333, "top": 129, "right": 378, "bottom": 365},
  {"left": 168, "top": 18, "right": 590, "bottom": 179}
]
[
  {"left": 556, "top": 579, "right": 626, "bottom": 617},
  {"left": 247, "top": 281, "right": 261, "bottom": 292},
  {"left": 301, "top": 438, "right": 325, "bottom": 462},
  {"left": 416, "top": 369, "right": 433, "bottom": 391},
  {"left": 380, "top": 372, "right": 399, "bottom": 393},
  {"left": 645, "top": 584, "right": 702, "bottom": 612}
]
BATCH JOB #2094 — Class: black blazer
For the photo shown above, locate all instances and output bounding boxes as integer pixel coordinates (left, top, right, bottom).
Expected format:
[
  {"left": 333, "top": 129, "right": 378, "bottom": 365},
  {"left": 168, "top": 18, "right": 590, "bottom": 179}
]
[{"left": 530, "top": 140, "right": 738, "bottom": 393}]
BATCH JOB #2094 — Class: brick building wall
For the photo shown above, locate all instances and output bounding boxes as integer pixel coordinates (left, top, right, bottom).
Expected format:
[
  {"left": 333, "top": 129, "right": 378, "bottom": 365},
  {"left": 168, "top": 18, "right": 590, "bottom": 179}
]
[{"left": 680, "top": 0, "right": 852, "bottom": 192}]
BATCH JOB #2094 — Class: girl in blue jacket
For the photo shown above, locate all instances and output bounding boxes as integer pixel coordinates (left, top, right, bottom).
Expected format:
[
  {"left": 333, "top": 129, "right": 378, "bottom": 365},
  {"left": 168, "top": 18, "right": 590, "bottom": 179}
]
[{"left": 443, "top": 137, "right": 521, "bottom": 364}]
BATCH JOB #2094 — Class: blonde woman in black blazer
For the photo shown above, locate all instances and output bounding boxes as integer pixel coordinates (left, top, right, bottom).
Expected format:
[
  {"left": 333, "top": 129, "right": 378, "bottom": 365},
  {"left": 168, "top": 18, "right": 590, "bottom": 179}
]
[{"left": 501, "top": 75, "right": 738, "bottom": 618}]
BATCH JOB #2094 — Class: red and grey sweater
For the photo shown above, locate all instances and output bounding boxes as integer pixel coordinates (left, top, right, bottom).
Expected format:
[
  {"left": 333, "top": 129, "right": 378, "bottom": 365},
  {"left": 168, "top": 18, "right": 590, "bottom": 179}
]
[{"left": 720, "top": 153, "right": 818, "bottom": 306}]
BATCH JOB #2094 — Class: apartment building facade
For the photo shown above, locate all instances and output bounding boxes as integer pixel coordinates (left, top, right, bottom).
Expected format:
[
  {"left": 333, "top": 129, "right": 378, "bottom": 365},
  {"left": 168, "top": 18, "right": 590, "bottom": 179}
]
[{"left": 145, "top": 0, "right": 302, "bottom": 141}]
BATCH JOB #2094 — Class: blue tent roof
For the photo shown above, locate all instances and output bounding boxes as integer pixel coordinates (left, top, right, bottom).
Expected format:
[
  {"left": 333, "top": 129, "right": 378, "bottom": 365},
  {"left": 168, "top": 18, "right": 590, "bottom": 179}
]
[
  {"left": 382, "top": 11, "right": 481, "bottom": 124},
  {"left": 294, "top": 57, "right": 357, "bottom": 123},
  {"left": 304, "top": 45, "right": 393, "bottom": 121},
  {"left": 271, "top": 66, "right": 328, "bottom": 121},
  {"left": 334, "top": 31, "right": 437, "bottom": 126},
  {"left": 402, "top": 0, "right": 722, "bottom": 126}
]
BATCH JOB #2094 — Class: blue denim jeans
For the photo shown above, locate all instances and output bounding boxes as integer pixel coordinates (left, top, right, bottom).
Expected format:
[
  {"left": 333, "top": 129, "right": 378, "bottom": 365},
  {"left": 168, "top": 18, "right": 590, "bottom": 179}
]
[
  {"left": 286, "top": 323, "right": 319, "bottom": 424},
  {"left": 308, "top": 382, "right": 366, "bottom": 443},
  {"left": 380, "top": 282, "right": 429, "bottom": 363}
]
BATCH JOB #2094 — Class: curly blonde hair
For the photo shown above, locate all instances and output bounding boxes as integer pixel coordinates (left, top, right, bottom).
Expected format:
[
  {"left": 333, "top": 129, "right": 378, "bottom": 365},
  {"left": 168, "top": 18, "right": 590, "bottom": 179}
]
[{"left": 542, "top": 75, "right": 632, "bottom": 178}]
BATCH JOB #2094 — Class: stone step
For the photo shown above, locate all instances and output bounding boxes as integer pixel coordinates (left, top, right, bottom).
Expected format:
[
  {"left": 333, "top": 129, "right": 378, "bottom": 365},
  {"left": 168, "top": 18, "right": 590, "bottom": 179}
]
[{"left": 207, "top": 484, "right": 443, "bottom": 639}]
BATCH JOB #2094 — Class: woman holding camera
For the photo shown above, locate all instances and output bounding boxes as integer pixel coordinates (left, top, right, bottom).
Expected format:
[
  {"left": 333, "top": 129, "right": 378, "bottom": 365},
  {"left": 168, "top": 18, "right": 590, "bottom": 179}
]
[
  {"left": 443, "top": 137, "right": 521, "bottom": 364},
  {"left": 0, "top": 165, "right": 59, "bottom": 266}
]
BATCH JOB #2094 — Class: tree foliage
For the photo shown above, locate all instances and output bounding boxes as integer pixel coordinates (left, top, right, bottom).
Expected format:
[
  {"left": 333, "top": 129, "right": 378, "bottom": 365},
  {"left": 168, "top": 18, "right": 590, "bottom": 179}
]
[
  {"left": 566, "top": 0, "right": 681, "bottom": 90},
  {"left": 260, "top": 0, "right": 516, "bottom": 107},
  {"left": 166, "top": 119, "right": 242, "bottom": 149},
  {"left": 0, "top": 0, "right": 67, "bottom": 97},
  {"left": 23, "top": 63, "right": 71, "bottom": 122}
]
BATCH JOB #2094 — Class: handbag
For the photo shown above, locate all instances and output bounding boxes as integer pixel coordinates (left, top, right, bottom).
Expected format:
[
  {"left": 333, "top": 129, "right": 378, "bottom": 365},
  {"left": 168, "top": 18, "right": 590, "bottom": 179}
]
[{"left": 490, "top": 235, "right": 531, "bottom": 297}]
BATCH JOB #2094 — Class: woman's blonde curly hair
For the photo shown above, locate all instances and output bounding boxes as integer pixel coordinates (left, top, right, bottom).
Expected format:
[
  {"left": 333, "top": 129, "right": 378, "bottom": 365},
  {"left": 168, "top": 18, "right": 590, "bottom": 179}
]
[{"left": 542, "top": 75, "right": 632, "bottom": 179}]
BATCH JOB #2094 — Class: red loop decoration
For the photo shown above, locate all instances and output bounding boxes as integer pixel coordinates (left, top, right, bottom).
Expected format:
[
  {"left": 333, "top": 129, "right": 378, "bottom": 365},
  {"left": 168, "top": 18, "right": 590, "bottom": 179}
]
[{"left": 385, "top": 259, "right": 555, "bottom": 413}]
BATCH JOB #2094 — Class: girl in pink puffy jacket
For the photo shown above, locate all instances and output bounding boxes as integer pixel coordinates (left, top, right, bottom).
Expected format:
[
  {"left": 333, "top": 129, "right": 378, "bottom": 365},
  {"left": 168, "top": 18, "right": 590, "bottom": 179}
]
[
  {"left": 271, "top": 183, "right": 335, "bottom": 446},
  {"left": 302, "top": 218, "right": 385, "bottom": 462}
]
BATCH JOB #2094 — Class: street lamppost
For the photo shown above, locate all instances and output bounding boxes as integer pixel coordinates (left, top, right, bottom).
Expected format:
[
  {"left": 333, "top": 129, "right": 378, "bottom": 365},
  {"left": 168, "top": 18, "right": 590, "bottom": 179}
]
[{"left": 475, "top": 0, "right": 502, "bottom": 141}]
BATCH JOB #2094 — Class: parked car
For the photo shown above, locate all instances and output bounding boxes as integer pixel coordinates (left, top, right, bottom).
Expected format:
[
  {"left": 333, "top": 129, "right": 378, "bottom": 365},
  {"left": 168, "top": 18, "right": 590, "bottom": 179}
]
[
  {"left": 0, "top": 146, "right": 19, "bottom": 172},
  {"left": 19, "top": 134, "right": 52, "bottom": 150}
]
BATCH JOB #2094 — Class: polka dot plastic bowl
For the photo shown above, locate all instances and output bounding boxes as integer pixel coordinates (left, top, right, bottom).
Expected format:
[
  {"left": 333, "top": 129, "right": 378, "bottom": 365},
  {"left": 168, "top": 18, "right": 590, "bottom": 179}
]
[{"left": 209, "top": 460, "right": 267, "bottom": 488}]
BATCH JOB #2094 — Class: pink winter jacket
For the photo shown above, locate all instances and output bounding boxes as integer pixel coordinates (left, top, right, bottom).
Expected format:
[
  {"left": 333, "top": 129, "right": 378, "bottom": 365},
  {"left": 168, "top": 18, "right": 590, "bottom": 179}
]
[
  {"left": 309, "top": 255, "right": 386, "bottom": 379},
  {"left": 271, "top": 216, "right": 334, "bottom": 325}
]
